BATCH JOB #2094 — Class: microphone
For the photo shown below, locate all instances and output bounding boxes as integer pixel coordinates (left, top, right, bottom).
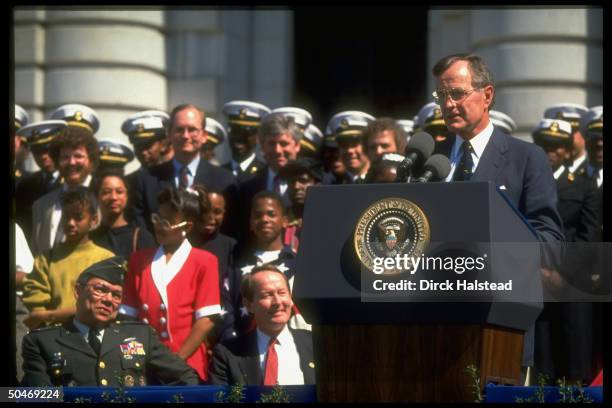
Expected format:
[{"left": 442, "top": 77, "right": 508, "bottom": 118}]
[
  {"left": 395, "top": 132, "right": 435, "bottom": 182},
  {"left": 416, "top": 154, "right": 452, "bottom": 182}
]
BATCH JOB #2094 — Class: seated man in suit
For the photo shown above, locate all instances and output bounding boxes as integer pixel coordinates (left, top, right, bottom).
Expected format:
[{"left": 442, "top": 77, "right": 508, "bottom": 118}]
[
  {"left": 21, "top": 256, "right": 199, "bottom": 387},
  {"left": 208, "top": 264, "right": 315, "bottom": 385}
]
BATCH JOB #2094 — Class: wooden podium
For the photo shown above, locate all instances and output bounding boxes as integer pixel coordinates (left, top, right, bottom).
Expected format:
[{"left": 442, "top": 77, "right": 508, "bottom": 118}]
[{"left": 293, "top": 182, "right": 543, "bottom": 402}]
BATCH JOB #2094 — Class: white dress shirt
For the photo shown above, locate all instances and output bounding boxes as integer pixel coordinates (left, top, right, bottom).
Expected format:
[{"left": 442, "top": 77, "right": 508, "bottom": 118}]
[
  {"left": 172, "top": 156, "right": 200, "bottom": 189},
  {"left": 596, "top": 169, "right": 603, "bottom": 188},
  {"left": 266, "top": 168, "right": 288, "bottom": 196},
  {"left": 256, "top": 326, "right": 304, "bottom": 385},
  {"left": 445, "top": 120, "right": 494, "bottom": 182}
]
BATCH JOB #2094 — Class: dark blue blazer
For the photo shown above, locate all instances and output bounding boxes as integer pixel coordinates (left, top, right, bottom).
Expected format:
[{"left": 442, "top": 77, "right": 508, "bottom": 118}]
[
  {"left": 132, "top": 159, "right": 239, "bottom": 237},
  {"left": 469, "top": 127, "right": 565, "bottom": 248}
]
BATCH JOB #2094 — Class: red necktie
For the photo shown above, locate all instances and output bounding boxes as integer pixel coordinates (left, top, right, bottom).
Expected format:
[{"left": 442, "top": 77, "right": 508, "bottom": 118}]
[{"left": 263, "top": 337, "right": 279, "bottom": 385}]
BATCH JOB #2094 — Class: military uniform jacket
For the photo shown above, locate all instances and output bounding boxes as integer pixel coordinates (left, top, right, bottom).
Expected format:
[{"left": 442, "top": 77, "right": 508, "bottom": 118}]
[
  {"left": 222, "top": 157, "right": 265, "bottom": 183},
  {"left": 208, "top": 328, "right": 315, "bottom": 385},
  {"left": 21, "top": 320, "right": 200, "bottom": 387}
]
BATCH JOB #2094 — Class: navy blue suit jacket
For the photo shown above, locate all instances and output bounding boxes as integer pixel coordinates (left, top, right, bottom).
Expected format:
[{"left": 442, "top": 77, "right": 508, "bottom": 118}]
[
  {"left": 469, "top": 127, "right": 565, "bottom": 250},
  {"left": 132, "top": 159, "right": 239, "bottom": 237}
]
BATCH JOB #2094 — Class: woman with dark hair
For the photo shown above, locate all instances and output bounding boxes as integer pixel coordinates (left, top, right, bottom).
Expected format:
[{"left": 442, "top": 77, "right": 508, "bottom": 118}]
[
  {"left": 90, "top": 169, "right": 156, "bottom": 260},
  {"left": 120, "top": 187, "right": 221, "bottom": 382}
]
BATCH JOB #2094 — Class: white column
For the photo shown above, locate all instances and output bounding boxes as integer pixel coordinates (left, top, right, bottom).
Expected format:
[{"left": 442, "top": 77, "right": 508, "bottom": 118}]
[{"left": 41, "top": 9, "right": 166, "bottom": 174}]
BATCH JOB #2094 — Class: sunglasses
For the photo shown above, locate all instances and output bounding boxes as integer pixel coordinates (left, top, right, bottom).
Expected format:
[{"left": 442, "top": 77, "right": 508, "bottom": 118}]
[{"left": 151, "top": 213, "right": 188, "bottom": 231}]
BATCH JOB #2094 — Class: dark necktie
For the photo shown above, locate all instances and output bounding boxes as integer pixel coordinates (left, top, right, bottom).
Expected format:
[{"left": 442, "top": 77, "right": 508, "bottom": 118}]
[
  {"left": 88, "top": 328, "right": 102, "bottom": 356},
  {"left": 453, "top": 140, "right": 474, "bottom": 181},
  {"left": 263, "top": 338, "right": 279, "bottom": 385},
  {"left": 273, "top": 175, "right": 281, "bottom": 194},
  {"left": 179, "top": 166, "right": 189, "bottom": 190}
]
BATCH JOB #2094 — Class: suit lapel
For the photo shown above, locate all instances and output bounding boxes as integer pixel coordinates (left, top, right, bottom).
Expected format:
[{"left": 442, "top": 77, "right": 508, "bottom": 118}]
[
  {"left": 239, "top": 331, "right": 262, "bottom": 385},
  {"left": 472, "top": 128, "right": 508, "bottom": 183},
  {"left": 290, "top": 328, "right": 316, "bottom": 384},
  {"left": 56, "top": 321, "right": 97, "bottom": 358}
]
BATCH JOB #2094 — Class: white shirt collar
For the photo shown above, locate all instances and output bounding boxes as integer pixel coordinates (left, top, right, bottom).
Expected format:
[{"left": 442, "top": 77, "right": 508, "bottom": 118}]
[
  {"left": 597, "top": 168, "right": 603, "bottom": 188},
  {"left": 256, "top": 325, "right": 291, "bottom": 354},
  {"left": 172, "top": 155, "right": 200, "bottom": 177},
  {"left": 234, "top": 153, "right": 256, "bottom": 172},
  {"left": 568, "top": 153, "right": 586, "bottom": 174},
  {"left": 61, "top": 174, "right": 92, "bottom": 192},
  {"left": 254, "top": 249, "right": 282, "bottom": 264},
  {"left": 553, "top": 165, "right": 566, "bottom": 180},
  {"left": 446, "top": 120, "right": 494, "bottom": 181},
  {"left": 451, "top": 120, "right": 494, "bottom": 161}
]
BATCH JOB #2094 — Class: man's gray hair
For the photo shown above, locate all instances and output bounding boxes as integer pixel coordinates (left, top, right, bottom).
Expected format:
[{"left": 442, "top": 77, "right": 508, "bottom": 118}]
[
  {"left": 258, "top": 113, "right": 303, "bottom": 145},
  {"left": 432, "top": 53, "right": 496, "bottom": 109}
]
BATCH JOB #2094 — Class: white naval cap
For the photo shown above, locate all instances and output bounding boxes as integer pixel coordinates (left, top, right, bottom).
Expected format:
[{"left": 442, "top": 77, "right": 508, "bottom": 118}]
[
  {"left": 222, "top": 100, "right": 271, "bottom": 128},
  {"left": 17, "top": 120, "right": 68, "bottom": 147},
  {"left": 50, "top": 103, "right": 100, "bottom": 135},
  {"left": 414, "top": 102, "right": 445, "bottom": 132},
  {"left": 98, "top": 140, "right": 135, "bottom": 168},
  {"left": 396, "top": 119, "right": 415, "bottom": 144},
  {"left": 326, "top": 111, "right": 375, "bottom": 140},
  {"left": 14, "top": 104, "right": 29, "bottom": 130},
  {"left": 543, "top": 103, "right": 588, "bottom": 132},
  {"left": 122, "top": 112, "right": 168, "bottom": 143},
  {"left": 269, "top": 107, "right": 313, "bottom": 131},
  {"left": 532, "top": 118, "right": 573, "bottom": 145},
  {"left": 489, "top": 110, "right": 517, "bottom": 135},
  {"left": 204, "top": 117, "right": 227, "bottom": 146},
  {"left": 301, "top": 124, "right": 324, "bottom": 153},
  {"left": 581, "top": 106, "right": 603, "bottom": 140}
]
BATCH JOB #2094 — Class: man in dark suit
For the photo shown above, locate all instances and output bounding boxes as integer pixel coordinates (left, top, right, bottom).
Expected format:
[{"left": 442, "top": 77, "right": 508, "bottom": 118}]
[
  {"left": 132, "top": 104, "right": 238, "bottom": 236},
  {"left": 208, "top": 264, "right": 315, "bottom": 385},
  {"left": 15, "top": 120, "right": 66, "bottom": 242},
  {"left": 432, "top": 53, "right": 565, "bottom": 381},
  {"left": 531, "top": 118, "right": 600, "bottom": 384},
  {"left": 21, "top": 256, "right": 199, "bottom": 387}
]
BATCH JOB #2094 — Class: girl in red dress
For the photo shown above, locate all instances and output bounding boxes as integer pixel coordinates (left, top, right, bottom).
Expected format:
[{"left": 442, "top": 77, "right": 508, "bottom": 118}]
[{"left": 120, "top": 187, "right": 220, "bottom": 381}]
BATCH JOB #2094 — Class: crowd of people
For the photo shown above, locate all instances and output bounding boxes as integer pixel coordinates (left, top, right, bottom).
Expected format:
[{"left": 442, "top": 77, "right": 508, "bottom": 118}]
[{"left": 12, "top": 53, "right": 604, "bottom": 388}]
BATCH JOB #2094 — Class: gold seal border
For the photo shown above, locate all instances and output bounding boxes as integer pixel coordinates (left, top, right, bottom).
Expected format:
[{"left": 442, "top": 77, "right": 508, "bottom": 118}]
[{"left": 354, "top": 197, "right": 431, "bottom": 274}]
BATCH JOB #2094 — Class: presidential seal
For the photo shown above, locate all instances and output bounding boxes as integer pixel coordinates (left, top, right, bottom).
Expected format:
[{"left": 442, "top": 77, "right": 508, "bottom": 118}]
[{"left": 354, "top": 197, "right": 430, "bottom": 275}]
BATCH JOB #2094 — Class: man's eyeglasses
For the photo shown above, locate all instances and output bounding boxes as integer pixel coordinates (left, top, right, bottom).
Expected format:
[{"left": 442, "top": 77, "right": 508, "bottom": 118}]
[
  {"left": 151, "top": 213, "right": 188, "bottom": 231},
  {"left": 432, "top": 87, "right": 480, "bottom": 105},
  {"left": 83, "top": 283, "right": 123, "bottom": 302}
]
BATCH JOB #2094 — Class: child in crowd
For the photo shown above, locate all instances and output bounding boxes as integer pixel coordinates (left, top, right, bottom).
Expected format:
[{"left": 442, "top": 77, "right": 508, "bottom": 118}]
[
  {"left": 22, "top": 186, "right": 114, "bottom": 329},
  {"left": 121, "top": 187, "right": 220, "bottom": 382},
  {"left": 227, "top": 190, "right": 309, "bottom": 338}
]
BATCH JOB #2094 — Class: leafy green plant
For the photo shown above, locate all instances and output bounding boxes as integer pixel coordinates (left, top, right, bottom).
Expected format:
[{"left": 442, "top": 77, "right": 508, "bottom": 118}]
[
  {"left": 215, "top": 383, "right": 246, "bottom": 403},
  {"left": 465, "top": 364, "right": 484, "bottom": 403},
  {"left": 257, "top": 384, "right": 291, "bottom": 403},
  {"left": 100, "top": 374, "right": 136, "bottom": 403}
]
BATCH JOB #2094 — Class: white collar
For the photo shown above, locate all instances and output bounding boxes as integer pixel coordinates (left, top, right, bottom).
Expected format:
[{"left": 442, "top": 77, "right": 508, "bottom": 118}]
[
  {"left": 553, "top": 165, "right": 566, "bottom": 180},
  {"left": 235, "top": 153, "right": 256, "bottom": 172},
  {"left": 451, "top": 119, "right": 494, "bottom": 161},
  {"left": 569, "top": 153, "right": 587, "bottom": 174},
  {"left": 151, "top": 239, "right": 192, "bottom": 309},
  {"left": 254, "top": 249, "right": 282, "bottom": 264},
  {"left": 172, "top": 155, "right": 200, "bottom": 176},
  {"left": 61, "top": 174, "right": 92, "bottom": 192},
  {"left": 256, "top": 325, "right": 291, "bottom": 351}
]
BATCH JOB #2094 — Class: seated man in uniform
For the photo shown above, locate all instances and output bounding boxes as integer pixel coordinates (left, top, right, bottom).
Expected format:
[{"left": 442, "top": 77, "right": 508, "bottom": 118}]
[
  {"left": 208, "top": 264, "right": 315, "bottom": 385},
  {"left": 21, "top": 256, "right": 199, "bottom": 387}
]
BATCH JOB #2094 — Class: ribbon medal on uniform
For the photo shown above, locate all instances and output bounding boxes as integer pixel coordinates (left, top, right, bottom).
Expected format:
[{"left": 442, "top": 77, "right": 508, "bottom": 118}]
[{"left": 120, "top": 340, "right": 146, "bottom": 360}]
